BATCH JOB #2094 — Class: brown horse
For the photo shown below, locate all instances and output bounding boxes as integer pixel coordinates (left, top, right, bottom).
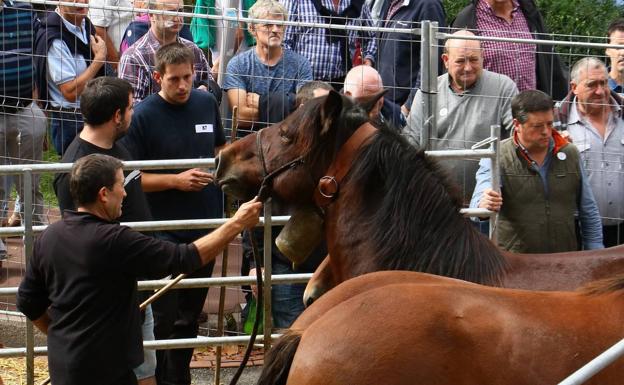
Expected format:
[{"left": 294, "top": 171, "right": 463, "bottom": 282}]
[
  {"left": 215, "top": 90, "right": 624, "bottom": 296},
  {"left": 258, "top": 271, "right": 624, "bottom": 385}
]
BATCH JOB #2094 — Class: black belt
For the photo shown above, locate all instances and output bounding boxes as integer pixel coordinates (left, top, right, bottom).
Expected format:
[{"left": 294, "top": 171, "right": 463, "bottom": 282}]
[{"left": 48, "top": 106, "right": 81, "bottom": 114}]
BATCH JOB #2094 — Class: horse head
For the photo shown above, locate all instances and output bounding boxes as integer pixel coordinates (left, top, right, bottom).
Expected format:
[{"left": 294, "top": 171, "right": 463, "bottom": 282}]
[{"left": 215, "top": 90, "right": 383, "bottom": 206}]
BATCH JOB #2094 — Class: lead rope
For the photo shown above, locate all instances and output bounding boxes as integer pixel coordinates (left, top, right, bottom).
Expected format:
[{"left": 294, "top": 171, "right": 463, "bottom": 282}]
[{"left": 228, "top": 227, "right": 264, "bottom": 385}]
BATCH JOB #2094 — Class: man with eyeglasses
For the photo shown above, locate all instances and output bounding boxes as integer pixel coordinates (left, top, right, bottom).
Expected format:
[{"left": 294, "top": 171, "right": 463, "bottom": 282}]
[
  {"left": 118, "top": 0, "right": 217, "bottom": 104},
  {"left": 223, "top": 0, "right": 312, "bottom": 131}
]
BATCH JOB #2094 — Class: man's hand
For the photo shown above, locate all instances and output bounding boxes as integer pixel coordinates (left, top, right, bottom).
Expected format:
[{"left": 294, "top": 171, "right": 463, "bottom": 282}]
[
  {"left": 173, "top": 168, "right": 213, "bottom": 191},
  {"left": 246, "top": 92, "right": 260, "bottom": 108},
  {"left": 90, "top": 34, "right": 107, "bottom": 62},
  {"left": 478, "top": 188, "right": 503, "bottom": 212},
  {"left": 233, "top": 197, "right": 263, "bottom": 229},
  {"left": 363, "top": 58, "right": 373, "bottom": 66}
]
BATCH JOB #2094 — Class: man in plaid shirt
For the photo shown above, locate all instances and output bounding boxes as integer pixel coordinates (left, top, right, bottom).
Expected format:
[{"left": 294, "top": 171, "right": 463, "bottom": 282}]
[
  {"left": 119, "top": 0, "right": 214, "bottom": 103},
  {"left": 452, "top": 0, "right": 567, "bottom": 101},
  {"left": 282, "top": 0, "right": 377, "bottom": 89}
]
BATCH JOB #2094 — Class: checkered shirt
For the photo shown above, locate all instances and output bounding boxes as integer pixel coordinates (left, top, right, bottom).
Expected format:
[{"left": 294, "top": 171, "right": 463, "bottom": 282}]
[
  {"left": 118, "top": 30, "right": 212, "bottom": 103},
  {"left": 282, "top": 0, "right": 378, "bottom": 80},
  {"left": 475, "top": 0, "right": 536, "bottom": 92}
]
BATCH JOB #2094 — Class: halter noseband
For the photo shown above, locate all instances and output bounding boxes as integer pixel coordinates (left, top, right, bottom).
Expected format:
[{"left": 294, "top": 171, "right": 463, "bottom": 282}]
[
  {"left": 254, "top": 122, "right": 378, "bottom": 206},
  {"left": 255, "top": 128, "right": 307, "bottom": 202}
]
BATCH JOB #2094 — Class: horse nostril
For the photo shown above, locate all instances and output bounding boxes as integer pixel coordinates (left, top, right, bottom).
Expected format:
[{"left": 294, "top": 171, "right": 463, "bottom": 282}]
[{"left": 305, "top": 296, "right": 315, "bottom": 308}]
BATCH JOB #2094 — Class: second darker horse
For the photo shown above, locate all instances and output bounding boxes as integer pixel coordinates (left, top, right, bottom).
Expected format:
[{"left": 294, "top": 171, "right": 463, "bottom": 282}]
[{"left": 215, "top": 90, "right": 624, "bottom": 297}]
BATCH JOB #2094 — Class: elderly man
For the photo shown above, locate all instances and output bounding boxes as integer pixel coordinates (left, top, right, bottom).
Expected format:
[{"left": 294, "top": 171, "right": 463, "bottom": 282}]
[
  {"left": 17, "top": 153, "right": 262, "bottom": 385},
  {"left": 470, "top": 90, "right": 603, "bottom": 253},
  {"left": 223, "top": 0, "right": 312, "bottom": 130},
  {"left": 406, "top": 30, "right": 518, "bottom": 202},
  {"left": 556, "top": 57, "right": 624, "bottom": 247},
  {"left": 452, "top": 0, "right": 567, "bottom": 100},
  {"left": 343, "top": 65, "right": 405, "bottom": 129},
  {"left": 606, "top": 19, "right": 624, "bottom": 94},
  {"left": 118, "top": 0, "right": 214, "bottom": 103},
  {"left": 34, "top": 0, "right": 108, "bottom": 155}
]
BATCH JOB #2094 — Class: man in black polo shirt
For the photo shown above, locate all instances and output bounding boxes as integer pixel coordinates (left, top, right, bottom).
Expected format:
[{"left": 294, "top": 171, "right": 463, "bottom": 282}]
[
  {"left": 17, "top": 154, "right": 261, "bottom": 385},
  {"left": 120, "top": 42, "right": 225, "bottom": 384},
  {"left": 53, "top": 76, "right": 157, "bottom": 385}
]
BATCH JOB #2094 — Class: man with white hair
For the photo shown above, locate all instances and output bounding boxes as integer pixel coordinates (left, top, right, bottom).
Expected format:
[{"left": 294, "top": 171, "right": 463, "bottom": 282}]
[
  {"left": 343, "top": 65, "right": 405, "bottom": 129},
  {"left": 406, "top": 29, "right": 518, "bottom": 202},
  {"left": 223, "top": 0, "right": 312, "bottom": 130},
  {"left": 555, "top": 57, "right": 624, "bottom": 247}
]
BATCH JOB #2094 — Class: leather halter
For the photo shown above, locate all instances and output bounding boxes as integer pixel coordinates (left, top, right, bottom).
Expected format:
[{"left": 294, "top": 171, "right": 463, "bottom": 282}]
[
  {"left": 254, "top": 122, "right": 378, "bottom": 206},
  {"left": 314, "top": 122, "right": 378, "bottom": 207},
  {"left": 255, "top": 127, "right": 307, "bottom": 202}
]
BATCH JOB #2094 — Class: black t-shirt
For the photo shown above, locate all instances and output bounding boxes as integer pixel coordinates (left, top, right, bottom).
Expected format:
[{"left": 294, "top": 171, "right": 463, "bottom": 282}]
[
  {"left": 121, "top": 90, "right": 226, "bottom": 242},
  {"left": 16, "top": 211, "right": 201, "bottom": 385},
  {"left": 53, "top": 136, "right": 152, "bottom": 223}
]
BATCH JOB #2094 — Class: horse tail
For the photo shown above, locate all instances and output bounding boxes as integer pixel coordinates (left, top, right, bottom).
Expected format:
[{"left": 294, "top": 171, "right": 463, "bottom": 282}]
[{"left": 256, "top": 329, "right": 302, "bottom": 385}]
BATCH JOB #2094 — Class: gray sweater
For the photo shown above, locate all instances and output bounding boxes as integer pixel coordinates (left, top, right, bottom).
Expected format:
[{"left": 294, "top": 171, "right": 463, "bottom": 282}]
[{"left": 405, "top": 69, "right": 518, "bottom": 202}]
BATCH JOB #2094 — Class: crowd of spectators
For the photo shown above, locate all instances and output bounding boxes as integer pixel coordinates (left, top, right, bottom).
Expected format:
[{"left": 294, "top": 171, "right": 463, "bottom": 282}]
[{"left": 5, "top": 0, "right": 624, "bottom": 383}]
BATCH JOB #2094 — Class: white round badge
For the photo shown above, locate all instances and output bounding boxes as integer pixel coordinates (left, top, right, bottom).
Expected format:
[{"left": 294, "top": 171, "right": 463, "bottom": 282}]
[
  {"left": 557, "top": 152, "right": 567, "bottom": 161},
  {"left": 439, "top": 107, "right": 448, "bottom": 117}
]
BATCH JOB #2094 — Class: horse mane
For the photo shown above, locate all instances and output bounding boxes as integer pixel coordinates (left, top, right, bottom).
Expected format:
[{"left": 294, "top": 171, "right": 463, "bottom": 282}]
[
  {"left": 345, "top": 125, "right": 508, "bottom": 286},
  {"left": 578, "top": 275, "right": 624, "bottom": 296}
]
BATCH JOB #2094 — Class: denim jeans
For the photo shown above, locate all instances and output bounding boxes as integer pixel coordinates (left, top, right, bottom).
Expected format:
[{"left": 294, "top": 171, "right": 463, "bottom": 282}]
[
  {"left": 49, "top": 111, "right": 82, "bottom": 155},
  {"left": 271, "top": 261, "right": 306, "bottom": 328}
]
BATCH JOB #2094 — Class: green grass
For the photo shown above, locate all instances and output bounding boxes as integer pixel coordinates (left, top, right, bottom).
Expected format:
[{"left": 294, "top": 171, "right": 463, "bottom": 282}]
[{"left": 41, "top": 147, "right": 60, "bottom": 207}]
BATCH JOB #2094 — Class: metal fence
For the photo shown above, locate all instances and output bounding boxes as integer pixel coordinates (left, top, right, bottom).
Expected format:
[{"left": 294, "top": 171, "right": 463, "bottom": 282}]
[{"left": 1, "top": 2, "right": 624, "bottom": 384}]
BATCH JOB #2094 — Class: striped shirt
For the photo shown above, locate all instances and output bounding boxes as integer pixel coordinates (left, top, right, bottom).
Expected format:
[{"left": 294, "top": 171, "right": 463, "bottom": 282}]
[
  {"left": 282, "top": 0, "right": 377, "bottom": 81},
  {"left": 118, "top": 30, "right": 212, "bottom": 103},
  {"left": 0, "top": 0, "right": 38, "bottom": 105},
  {"left": 475, "top": 0, "right": 536, "bottom": 92}
]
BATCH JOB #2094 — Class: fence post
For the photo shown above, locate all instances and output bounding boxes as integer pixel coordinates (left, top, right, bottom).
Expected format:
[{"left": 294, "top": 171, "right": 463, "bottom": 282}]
[
  {"left": 420, "top": 20, "right": 439, "bottom": 150},
  {"left": 262, "top": 200, "right": 273, "bottom": 350},
  {"left": 217, "top": 0, "right": 240, "bottom": 124},
  {"left": 489, "top": 125, "right": 501, "bottom": 241},
  {"left": 23, "top": 169, "right": 34, "bottom": 385}
]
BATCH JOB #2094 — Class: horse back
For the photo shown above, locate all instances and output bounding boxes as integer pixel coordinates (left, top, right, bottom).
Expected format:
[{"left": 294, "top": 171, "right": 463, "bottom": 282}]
[
  {"left": 288, "top": 276, "right": 624, "bottom": 385},
  {"left": 503, "top": 246, "right": 624, "bottom": 290}
]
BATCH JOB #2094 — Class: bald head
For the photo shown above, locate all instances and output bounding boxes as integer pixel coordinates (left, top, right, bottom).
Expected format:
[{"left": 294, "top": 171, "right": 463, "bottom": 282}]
[
  {"left": 443, "top": 30, "right": 484, "bottom": 92},
  {"left": 344, "top": 65, "right": 383, "bottom": 98}
]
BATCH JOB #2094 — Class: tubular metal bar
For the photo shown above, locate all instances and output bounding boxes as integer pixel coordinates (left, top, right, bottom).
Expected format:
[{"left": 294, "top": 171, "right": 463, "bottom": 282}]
[
  {"left": 420, "top": 20, "right": 433, "bottom": 149},
  {"left": 435, "top": 31, "right": 624, "bottom": 51},
  {"left": 22, "top": 0, "right": 419, "bottom": 35},
  {"left": 460, "top": 208, "right": 494, "bottom": 217},
  {"left": 0, "top": 274, "right": 313, "bottom": 296},
  {"left": 0, "top": 335, "right": 283, "bottom": 358},
  {"left": 23, "top": 169, "right": 35, "bottom": 385},
  {"left": 262, "top": 200, "right": 273, "bottom": 351},
  {"left": 489, "top": 126, "right": 501, "bottom": 240},
  {"left": 558, "top": 338, "right": 624, "bottom": 385},
  {"left": 0, "top": 158, "right": 218, "bottom": 175},
  {"left": 0, "top": 216, "right": 291, "bottom": 236},
  {"left": 425, "top": 149, "right": 496, "bottom": 160}
]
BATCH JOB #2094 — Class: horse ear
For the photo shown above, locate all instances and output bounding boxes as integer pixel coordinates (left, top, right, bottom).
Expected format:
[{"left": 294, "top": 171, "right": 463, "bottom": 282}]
[
  {"left": 319, "top": 90, "right": 344, "bottom": 136},
  {"left": 357, "top": 90, "right": 387, "bottom": 114}
]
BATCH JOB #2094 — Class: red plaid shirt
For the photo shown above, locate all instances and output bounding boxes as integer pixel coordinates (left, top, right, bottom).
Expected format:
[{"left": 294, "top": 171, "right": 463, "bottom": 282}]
[{"left": 475, "top": 0, "right": 536, "bottom": 92}]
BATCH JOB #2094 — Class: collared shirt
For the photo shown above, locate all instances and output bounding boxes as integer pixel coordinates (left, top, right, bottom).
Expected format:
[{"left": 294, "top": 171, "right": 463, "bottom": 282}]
[
  {"left": 282, "top": 0, "right": 377, "bottom": 80},
  {"left": 1, "top": 0, "right": 38, "bottom": 103},
  {"left": 608, "top": 75, "right": 624, "bottom": 95},
  {"left": 566, "top": 97, "right": 624, "bottom": 225},
  {"left": 46, "top": 9, "right": 88, "bottom": 108},
  {"left": 470, "top": 139, "right": 604, "bottom": 250},
  {"left": 118, "top": 30, "right": 212, "bottom": 103},
  {"left": 475, "top": 0, "right": 536, "bottom": 92}
]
